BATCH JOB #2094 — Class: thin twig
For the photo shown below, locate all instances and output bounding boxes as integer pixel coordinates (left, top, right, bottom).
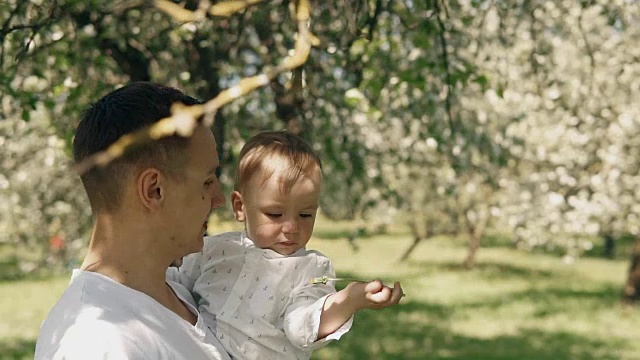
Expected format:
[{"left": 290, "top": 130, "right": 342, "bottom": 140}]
[
  {"left": 12, "top": 0, "right": 59, "bottom": 63},
  {"left": 576, "top": 8, "right": 595, "bottom": 93},
  {"left": 433, "top": 0, "right": 454, "bottom": 133}
]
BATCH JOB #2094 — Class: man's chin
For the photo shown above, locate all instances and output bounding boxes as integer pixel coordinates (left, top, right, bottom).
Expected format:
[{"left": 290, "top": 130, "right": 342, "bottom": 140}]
[
  {"left": 177, "top": 236, "right": 205, "bottom": 261},
  {"left": 170, "top": 258, "right": 183, "bottom": 267},
  {"left": 191, "top": 236, "right": 205, "bottom": 251}
]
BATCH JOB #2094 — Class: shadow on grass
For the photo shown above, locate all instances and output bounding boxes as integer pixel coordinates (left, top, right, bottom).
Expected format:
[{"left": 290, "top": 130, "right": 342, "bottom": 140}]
[
  {"left": 406, "top": 259, "right": 623, "bottom": 309},
  {"left": 313, "top": 300, "right": 627, "bottom": 360},
  {"left": 314, "top": 228, "right": 378, "bottom": 241},
  {"left": 0, "top": 338, "right": 35, "bottom": 360},
  {"left": 407, "top": 259, "right": 556, "bottom": 281},
  {"left": 480, "top": 233, "right": 637, "bottom": 261},
  {"left": 315, "top": 264, "right": 633, "bottom": 360},
  {"left": 448, "top": 283, "right": 625, "bottom": 315},
  {"left": 582, "top": 234, "right": 636, "bottom": 260}
]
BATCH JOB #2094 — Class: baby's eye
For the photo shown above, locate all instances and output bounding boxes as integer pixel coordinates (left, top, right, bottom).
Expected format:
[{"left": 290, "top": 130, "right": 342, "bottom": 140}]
[
  {"left": 266, "top": 213, "right": 282, "bottom": 218},
  {"left": 204, "top": 178, "right": 215, "bottom": 186},
  {"left": 300, "top": 213, "right": 313, "bottom": 218}
]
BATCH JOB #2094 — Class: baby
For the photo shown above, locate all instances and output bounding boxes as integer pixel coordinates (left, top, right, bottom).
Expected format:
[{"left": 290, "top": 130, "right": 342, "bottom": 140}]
[{"left": 169, "top": 130, "right": 404, "bottom": 359}]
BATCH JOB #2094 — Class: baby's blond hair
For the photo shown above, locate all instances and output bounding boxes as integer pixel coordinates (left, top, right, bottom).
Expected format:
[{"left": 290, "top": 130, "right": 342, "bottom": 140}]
[{"left": 235, "top": 131, "right": 322, "bottom": 194}]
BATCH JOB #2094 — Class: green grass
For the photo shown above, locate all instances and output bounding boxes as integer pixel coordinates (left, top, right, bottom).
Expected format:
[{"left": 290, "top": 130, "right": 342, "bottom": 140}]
[
  {"left": 0, "top": 276, "right": 69, "bottom": 359},
  {"left": 2, "top": 224, "right": 639, "bottom": 359}
]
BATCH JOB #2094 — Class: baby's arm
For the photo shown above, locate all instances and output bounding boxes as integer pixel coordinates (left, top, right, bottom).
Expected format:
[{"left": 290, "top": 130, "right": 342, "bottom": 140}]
[
  {"left": 283, "top": 257, "right": 350, "bottom": 350},
  {"left": 317, "top": 280, "right": 404, "bottom": 340}
]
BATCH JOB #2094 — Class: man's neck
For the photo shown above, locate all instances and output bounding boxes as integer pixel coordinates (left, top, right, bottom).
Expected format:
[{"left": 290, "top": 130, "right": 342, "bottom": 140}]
[
  {"left": 82, "top": 240, "right": 197, "bottom": 325},
  {"left": 79, "top": 216, "right": 197, "bottom": 324},
  {"left": 82, "top": 242, "right": 167, "bottom": 300}
]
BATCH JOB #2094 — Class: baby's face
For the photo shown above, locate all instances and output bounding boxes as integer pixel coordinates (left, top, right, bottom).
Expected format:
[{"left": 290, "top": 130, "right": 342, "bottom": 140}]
[{"left": 238, "top": 169, "right": 321, "bottom": 255}]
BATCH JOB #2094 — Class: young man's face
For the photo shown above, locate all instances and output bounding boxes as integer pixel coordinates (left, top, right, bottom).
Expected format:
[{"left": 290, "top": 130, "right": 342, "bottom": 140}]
[
  {"left": 165, "top": 125, "right": 225, "bottom": 256},
  {"left": 232, "top": 166, "right": 322, "bottom": 255}
]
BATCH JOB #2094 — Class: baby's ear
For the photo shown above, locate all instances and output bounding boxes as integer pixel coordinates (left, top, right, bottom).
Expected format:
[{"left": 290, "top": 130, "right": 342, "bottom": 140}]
[{"left": 231, "top": 191, "right": 246, "bottom": 222}]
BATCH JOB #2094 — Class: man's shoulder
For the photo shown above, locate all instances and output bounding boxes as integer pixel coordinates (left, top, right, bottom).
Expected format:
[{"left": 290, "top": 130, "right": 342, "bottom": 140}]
[
  {"left": 41, "top": 271, "right": 111, "bottom": 312},
  {"left": 62, "top": 271, "right": 140, "bottom": 307},
  {"left": 36, "top": 316, "right": 146, "bottom": 359},
  {"left": 37, "top": 272, "right": 146, "bottom": 332},
  {"left": 35, "top": 281, "right": 149, "bottom": 360}
]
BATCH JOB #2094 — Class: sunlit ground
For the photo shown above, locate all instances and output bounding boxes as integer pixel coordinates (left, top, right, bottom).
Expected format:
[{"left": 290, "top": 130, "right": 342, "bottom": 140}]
[{"left": 1, "top": 219, "right": 639, "bottom": 359}]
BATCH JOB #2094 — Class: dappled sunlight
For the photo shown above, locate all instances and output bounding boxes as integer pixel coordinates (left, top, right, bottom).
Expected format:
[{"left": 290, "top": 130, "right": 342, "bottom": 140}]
[
  {"left": 2, "top": 236, "right": 640, "bottom": 359},
  {"left": 3, "top": 0, "right": 640, "bottom": 358},
  {"left": 310, "top": 236, "right": 640, "bottom": 359}
]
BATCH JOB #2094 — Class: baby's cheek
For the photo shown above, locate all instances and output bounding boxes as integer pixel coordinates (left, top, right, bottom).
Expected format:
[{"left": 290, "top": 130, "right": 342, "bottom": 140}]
[{"left": 253, "top": 224, "right": 280, "bottom": 244}]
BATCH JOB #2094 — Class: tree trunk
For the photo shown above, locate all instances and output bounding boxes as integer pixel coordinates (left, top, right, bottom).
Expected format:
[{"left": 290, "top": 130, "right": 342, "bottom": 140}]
[
  {"left": 399, "top": 220, "right": 425, "bottom": 262},
  {"left": 463, "top": 207, "right": 488, "bottom": 269},
  {"left": 603, "top": 233, "right": 615, "bottom": 259},
  {"left": 623, "top": 236, "right": 640, "bottom": 305},
  {"left": 187, "top": 30, "right": 227, "bottom": 174},
  {"left": 463, "top": 231, "right": 481, "bottom": 269},
  {"left": 400, "top": 237, "right": 423, "bottom": 262}
]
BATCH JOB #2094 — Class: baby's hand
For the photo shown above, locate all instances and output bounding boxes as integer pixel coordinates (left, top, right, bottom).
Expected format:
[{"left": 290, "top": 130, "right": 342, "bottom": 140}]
[
  {"left": 347, "top": 280, "right": 404, "bottom": 311},
  {"left": 318, "top": 279, "right": 404, "bottom": 338}
]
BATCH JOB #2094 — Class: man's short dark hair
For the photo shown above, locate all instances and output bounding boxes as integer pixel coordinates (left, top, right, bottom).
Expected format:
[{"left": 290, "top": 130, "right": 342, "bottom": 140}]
[{"left": 73, "top": 82, "right": 202, "bottom": 213}]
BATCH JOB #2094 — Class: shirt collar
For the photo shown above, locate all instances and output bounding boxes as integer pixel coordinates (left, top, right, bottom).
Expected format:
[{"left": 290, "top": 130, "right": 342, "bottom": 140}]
[{"left": 240, "top": 232, "right": 307, "bottom": 258}]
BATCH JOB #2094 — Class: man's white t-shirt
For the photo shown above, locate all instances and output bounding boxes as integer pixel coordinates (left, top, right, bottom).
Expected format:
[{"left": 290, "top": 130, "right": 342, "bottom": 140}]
[{"left": 35, "top": 270, "right": 231, "bottom": 360}]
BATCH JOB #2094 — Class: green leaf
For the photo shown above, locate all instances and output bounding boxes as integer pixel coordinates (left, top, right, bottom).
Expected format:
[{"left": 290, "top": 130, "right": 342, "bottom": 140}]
[
  {"left": 21, "top": 109, "right": 31, "bottom": 122},
  {"left": 474, "top": 75, "right": 489, "bottom": 91}
]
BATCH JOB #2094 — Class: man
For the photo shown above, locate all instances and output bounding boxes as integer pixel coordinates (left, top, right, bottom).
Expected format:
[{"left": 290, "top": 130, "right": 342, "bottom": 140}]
[{"left": 35, "top": 82, "right": 230, "bottom": 359}]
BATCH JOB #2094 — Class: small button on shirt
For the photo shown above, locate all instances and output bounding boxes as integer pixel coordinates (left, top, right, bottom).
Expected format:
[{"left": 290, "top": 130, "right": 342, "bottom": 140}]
[{"left": 168, "top": 232, "right": 353, "bottom": 360}]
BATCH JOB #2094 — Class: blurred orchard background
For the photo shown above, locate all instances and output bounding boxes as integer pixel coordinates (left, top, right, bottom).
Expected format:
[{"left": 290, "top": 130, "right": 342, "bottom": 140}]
[{"left": 2, "top": 0, "right": 640, "bottom": 359}]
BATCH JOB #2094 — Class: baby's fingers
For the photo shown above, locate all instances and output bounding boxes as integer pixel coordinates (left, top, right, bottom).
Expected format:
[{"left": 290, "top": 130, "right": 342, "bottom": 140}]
[
  {"left": 367, "top": 285, "right": 392, "bottom": 303},
  {"left": 364, "top": 280, "right": 384, "bottom": 294},
  {"left": 367, "top": 282, "right": 404, "bottom": 307},
  {"left": 389, "top": 281, "right": 404, "bottom": 304}
]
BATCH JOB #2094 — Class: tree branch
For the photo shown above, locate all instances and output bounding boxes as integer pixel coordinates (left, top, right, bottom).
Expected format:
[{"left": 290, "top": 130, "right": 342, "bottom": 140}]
[
  {"left": 576, "top": 9, "right": 595, "bottom": 92},
  {"left": 366, "top": 0, "right": 384, "bottom": 41},
  {"left": 1, "top": 1, "right": 59, "bottom": 64},
  {"left": 433, "top": 0, "right": 454, "bottom": 134},
  {"left": 154, "top": 0, "right": 266, "bottom": 22},
  {"left": 74, "top": 0, "right": 318, "bottom": 175}
]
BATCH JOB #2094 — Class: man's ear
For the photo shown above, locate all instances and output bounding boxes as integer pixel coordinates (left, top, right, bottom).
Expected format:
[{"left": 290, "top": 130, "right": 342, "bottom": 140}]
[
  {"left": 138, "top": 168, "right": 164, "bottom": 210},
  {"left": 231, "top": 191, "right": 246, "bottom": 222}
]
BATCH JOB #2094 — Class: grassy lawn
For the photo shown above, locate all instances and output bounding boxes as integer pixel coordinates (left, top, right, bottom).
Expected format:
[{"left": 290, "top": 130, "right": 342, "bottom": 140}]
[
  {"left": 2, "top": 222, "right": 639, "bottom": 359},
  {"left": 0, "top": 276, "right": 69, "bottom": 359}
]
